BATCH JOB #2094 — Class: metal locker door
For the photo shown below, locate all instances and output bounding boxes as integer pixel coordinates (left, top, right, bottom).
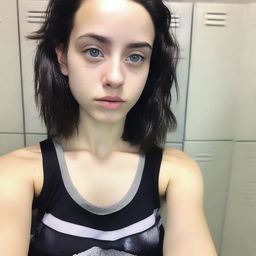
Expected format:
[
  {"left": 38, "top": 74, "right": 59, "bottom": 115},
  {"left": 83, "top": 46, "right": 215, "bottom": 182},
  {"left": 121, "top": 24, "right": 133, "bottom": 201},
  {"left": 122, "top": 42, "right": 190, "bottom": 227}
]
[
  {"left": 0, "top": 0, "right": 23, "bottom": 133},
  {"left": 236, "top": 4, "right": 256, "bottom": 141},
  {"left": 0, "top": 134, "right": 25, "bottom": 156},
  {"left": 0, "top": 0, "right": 25, "bottom": 154},
  {"left": 185, "top": 3, "right": 246, "bottom": 141},
  {"left": 18, "top": 0, "right": 48, "bottom": 134},
  {"left": 164, "top": 2, "right": 193, "bottom": 143},
  {"left": 221, "top": 142, "right": 256, "bottom": 256},
  {"left": 25, "top": 134, "right": 47, "bottom": 147}
]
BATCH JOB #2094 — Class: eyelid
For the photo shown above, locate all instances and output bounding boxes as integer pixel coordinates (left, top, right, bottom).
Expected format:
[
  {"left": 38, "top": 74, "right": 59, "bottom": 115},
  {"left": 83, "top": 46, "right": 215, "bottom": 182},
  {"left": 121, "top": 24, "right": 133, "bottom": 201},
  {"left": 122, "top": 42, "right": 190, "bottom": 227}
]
[{"left": 127, "top": 50, "right": 145, "bottom": 56}]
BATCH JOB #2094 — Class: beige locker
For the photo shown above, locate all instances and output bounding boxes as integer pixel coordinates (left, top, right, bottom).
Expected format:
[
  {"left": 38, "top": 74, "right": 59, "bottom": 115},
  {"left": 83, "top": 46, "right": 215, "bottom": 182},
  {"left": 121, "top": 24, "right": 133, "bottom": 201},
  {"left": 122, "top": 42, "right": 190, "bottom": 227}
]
[
  {"left": 0, "top": 0, "right": 23, "bottom": 133},
  {"left": 221, "top": 142, "right": 256, "bottom": 256},
  {"left": 18, "top": 0, "right": 48, "bottom": 133},
  {"left": 164, "top": 2, "right": 193, "bottom": 143},
  {"left": 236, "top": 4, "right": 256, "bottom": 141},
  {"left": 185, "top": 3, "right": 247, "bottom": 140},
  {"left": 0, "top": 134, "right": 24, "bottom": 156},
  {"left": 25, "top": 133, "right": 47, "bottom": 146}
]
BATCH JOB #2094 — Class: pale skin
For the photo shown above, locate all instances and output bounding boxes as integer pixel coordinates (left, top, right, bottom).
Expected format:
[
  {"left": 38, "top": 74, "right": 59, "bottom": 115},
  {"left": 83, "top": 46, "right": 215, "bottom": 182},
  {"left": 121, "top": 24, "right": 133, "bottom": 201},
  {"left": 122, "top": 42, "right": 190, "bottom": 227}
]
[{"left": 0, "top": 0, "right": 218, "bottom": 255}]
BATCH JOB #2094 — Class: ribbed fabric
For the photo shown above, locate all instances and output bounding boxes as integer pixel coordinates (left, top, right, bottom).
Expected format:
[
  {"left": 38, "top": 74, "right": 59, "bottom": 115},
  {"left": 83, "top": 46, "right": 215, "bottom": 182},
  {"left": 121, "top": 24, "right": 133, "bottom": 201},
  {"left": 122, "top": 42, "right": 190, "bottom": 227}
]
[{"left": 29, "top": 139, "right": 164, "bottom": 256}]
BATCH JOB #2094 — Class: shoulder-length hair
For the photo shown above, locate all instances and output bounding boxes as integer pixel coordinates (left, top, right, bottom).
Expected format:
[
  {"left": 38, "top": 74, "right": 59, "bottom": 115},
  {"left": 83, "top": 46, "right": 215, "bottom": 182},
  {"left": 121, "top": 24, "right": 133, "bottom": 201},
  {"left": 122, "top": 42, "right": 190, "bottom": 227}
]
[{"left": 28, "top": 0, "right": 179, "bottom": 153}]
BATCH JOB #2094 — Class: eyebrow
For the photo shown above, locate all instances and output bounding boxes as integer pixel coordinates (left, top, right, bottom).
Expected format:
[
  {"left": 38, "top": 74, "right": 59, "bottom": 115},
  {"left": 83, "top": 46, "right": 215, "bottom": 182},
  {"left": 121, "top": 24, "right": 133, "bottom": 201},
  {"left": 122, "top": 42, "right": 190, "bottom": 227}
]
[{"left": 76, "top": 33, "right": 152, "bottom": 50}]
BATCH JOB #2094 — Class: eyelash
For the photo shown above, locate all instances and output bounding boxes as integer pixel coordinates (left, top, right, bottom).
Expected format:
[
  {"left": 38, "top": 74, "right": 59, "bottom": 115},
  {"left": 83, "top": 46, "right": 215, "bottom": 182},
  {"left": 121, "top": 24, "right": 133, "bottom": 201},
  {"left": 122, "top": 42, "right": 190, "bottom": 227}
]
[{"left": 83, "top": 47, "right": 145, "bottom": 64}]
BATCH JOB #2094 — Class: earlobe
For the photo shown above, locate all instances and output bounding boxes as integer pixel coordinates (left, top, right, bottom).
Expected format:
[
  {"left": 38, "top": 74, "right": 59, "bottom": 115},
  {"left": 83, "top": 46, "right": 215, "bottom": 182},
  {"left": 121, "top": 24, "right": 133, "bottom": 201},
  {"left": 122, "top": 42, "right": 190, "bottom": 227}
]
[{"left": 55, "top": 45, "right": 68, "bottom": 76}]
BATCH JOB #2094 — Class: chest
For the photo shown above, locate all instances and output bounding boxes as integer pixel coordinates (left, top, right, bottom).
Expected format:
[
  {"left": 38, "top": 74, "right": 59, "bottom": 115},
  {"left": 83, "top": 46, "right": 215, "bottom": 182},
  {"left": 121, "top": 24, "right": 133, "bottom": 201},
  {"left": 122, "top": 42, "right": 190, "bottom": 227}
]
[
  {"left": 34, "top": 149, "right": 169, "bottom": 208},
  {"left": 65, "top": 152, "right": 141, "bottom": 207}
]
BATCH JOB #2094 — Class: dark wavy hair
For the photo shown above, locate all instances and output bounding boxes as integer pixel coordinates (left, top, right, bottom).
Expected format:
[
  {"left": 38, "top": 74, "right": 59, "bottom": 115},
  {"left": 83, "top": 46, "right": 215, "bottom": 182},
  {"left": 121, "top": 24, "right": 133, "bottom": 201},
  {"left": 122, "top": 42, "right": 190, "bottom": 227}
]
[{"left": 28, "top": 0, "right": 179, "bottom": 153}]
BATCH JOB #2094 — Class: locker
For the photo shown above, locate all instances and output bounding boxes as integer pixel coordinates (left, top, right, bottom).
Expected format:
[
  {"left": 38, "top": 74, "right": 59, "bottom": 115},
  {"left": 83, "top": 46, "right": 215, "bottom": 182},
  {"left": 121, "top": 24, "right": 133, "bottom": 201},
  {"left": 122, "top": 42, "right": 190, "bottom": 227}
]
[
  {"left": 165, "top": 142, "right": 183, "bottom": 151},
  {"left": 25, "top": 133, "right": 47, "bottom": 147},
  {"left": 183, "top": 141, "right": 234, "bottom": 254},
  {"left": 164, "top": 2, "right": 193, "bottom": 143},
  {"left": 164, "top": 1, "right": 193, "bottom": 59},
  {"left": 0, "top": 134, "right": 24, "bottom": 156},
  {"left": 236, "top": 4, "right": 256, "bottom": 141},
  {"left": 185, "top": 3, "right": 247, "bottom": 140},
  {"left": 18, "top": 0, "right": 48, "bottom": 133},
  {"left": 0, "top": 0, "right": 23, "bottom": 133},
  {"left": 220, "top": 142, "right": 256, "bottom": 256},
  {"left": 167, "top": 58, "right": 191, "bottom": 143}
]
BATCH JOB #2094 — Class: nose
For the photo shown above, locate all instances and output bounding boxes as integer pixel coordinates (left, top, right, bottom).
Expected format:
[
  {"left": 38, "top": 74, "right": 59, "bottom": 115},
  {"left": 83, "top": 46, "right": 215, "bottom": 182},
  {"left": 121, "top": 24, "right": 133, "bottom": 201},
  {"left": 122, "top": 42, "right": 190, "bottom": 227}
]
[{"left": 102, "top": 57, "right": 125, "bottom": 88}]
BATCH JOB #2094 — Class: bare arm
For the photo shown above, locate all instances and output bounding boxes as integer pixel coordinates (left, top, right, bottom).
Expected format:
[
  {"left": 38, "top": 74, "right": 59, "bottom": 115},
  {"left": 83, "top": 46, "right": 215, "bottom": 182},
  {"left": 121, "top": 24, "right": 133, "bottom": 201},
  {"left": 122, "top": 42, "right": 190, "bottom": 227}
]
[
  {"left": 163, "top": 150, "right": 218, "bottom": 256},
  {"left": 0, "top": 152, "right": 34, "bottom": 256}
]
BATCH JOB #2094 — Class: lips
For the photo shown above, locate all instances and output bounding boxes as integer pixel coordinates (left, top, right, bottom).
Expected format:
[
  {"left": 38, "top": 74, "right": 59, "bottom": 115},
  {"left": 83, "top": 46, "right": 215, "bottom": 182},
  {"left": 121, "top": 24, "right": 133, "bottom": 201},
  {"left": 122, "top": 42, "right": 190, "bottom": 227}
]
[
  {"left": 95, "top": 96, "right": 125, "bottom": 110},
  {"left": 95, "top": 96, "right": 125, "bottom": 102}
]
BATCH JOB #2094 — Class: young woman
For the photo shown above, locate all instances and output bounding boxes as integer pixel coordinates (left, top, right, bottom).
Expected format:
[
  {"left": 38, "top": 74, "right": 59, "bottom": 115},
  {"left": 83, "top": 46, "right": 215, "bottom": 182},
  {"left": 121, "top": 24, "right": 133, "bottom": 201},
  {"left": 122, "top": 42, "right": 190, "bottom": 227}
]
[{"left": 0, "top": 0, "right": 217, "bottom": 255}]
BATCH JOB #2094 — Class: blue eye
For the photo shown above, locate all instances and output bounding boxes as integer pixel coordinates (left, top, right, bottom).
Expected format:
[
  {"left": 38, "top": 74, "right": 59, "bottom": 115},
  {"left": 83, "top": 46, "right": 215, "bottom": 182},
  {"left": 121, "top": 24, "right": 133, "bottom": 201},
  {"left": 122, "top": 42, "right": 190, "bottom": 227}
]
[
  {"left": 128, "top": 54, "right": 144, "bottom": 63},
  {"left": 86, "top": 48, "right": 102, "bottom": 58}
]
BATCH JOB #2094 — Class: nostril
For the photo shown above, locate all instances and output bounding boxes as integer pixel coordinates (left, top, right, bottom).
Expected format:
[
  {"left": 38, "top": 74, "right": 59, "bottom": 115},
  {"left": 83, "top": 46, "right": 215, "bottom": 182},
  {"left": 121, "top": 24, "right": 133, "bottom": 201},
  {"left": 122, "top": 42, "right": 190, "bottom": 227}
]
[{"left": 102, "top": 63, "right": 125, "bottom": 88}]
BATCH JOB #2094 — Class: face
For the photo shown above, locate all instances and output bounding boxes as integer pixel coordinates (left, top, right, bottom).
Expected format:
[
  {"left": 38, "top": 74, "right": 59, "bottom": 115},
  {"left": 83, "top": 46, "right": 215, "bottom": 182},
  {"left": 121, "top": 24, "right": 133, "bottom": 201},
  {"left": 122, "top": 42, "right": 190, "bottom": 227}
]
[{"left": 56, "top": 0, "right": 155, "bottom": 124}]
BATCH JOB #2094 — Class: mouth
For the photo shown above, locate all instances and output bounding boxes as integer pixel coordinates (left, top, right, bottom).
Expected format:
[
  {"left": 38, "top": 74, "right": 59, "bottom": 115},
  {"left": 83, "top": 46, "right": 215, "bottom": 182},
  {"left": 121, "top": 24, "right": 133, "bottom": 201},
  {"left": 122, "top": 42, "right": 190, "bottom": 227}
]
[
  {"left": 96, "top": 100, "right": 124, "bottom": 103},
  {"left": 95, "top": 96, "right": 125, "bottom": 110},
  {"left": 95, "top": 96, "right": 125, "bottom": 103}
]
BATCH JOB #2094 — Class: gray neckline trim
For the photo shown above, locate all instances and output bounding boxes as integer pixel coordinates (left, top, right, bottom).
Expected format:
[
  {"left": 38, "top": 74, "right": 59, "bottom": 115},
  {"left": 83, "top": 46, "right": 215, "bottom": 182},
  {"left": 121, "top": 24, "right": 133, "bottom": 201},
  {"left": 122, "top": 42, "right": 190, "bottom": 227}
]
[{"left": 52, "top": 139, "right": 145, "bottom": 215}]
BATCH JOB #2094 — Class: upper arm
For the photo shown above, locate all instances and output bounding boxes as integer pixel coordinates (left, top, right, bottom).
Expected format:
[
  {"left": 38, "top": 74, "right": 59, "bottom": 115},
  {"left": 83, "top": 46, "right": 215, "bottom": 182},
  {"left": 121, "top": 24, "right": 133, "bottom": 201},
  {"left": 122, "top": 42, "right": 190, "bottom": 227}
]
[
  {"left": 162, "top": 150, "right": 217, "bottom": 256},
  {"left": 0, "top": 153, "right": 34, "bottom": 256}
]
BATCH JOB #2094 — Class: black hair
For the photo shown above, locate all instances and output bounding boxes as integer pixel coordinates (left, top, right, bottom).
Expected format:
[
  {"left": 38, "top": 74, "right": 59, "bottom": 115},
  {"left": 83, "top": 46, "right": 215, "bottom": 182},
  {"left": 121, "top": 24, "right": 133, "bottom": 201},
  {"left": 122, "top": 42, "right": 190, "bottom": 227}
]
[{"left": 28, "top": 0, "right": 179, "bottom": 153}]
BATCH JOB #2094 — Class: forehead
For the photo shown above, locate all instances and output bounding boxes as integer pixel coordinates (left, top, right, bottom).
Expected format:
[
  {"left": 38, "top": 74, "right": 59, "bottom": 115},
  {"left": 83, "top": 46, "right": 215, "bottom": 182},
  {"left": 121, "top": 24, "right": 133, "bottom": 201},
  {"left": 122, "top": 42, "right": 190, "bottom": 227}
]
[{"left": 70, "top": 0, "right": 155, "bottom": 44}]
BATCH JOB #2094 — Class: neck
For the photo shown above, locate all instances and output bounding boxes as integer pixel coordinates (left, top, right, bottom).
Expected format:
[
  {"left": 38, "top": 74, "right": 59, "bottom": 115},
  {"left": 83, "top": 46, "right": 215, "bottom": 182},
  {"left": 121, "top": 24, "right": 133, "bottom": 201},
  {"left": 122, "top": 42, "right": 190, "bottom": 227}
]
[{"left": 58, "top": 111, "right": 131, "bottom": 158}]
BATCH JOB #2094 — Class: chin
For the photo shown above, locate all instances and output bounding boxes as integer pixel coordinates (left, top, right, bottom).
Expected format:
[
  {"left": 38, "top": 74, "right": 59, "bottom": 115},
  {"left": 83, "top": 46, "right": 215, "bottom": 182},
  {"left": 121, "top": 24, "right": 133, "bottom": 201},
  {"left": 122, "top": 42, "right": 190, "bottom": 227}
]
[
  {"left": 98, "top": 116, "right": 125, "bottom": 125},
  {"left": 92, "top": 112, "right": 127, "bottom": 125}
]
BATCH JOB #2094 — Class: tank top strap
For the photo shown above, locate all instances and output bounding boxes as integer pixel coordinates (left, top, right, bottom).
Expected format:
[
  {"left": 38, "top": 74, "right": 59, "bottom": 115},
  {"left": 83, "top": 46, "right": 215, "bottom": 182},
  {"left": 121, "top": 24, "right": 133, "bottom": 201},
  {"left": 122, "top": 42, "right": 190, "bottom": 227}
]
[
  {"left": 151, "top": 146, "right": 164, "bottom": 207},
  {"left": 141, "top": 145, "right": 164, "bottom": 209},
  {"left": 33, "top": 138, "right": 63, "bottom": 220}
]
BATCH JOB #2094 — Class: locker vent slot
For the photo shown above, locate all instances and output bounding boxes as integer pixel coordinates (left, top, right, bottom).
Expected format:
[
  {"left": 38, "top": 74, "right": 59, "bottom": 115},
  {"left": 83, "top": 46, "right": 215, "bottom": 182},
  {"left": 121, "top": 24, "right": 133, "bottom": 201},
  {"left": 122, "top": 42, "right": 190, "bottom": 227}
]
[
  {"left": 243, "top": 183, "right": 256, "bottom": 203},
  {"left": 205, "top": 12, "right": 227, "bottom": 27},
  {"left": 171, "top": 13, "right": 180, "bottom": 28},
  {"left": 248, "top": 149, "right": 256, "bottom": 162},
  {"left": 27, "top": 11, "right": 47, "bottom": 23},
  {"left": 194, "top": 153, "right": 216, "bottom": 163},
  {"left": 251, "top": 14, "right": 256, "bottom": 26}
]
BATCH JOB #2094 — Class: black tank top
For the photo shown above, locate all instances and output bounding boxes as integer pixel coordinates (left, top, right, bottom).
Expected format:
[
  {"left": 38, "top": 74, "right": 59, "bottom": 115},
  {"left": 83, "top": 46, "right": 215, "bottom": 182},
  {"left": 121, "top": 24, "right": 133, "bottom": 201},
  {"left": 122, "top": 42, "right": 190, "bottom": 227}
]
[{"left": 29, "top": 138, "right": 165, "bottom": 256}]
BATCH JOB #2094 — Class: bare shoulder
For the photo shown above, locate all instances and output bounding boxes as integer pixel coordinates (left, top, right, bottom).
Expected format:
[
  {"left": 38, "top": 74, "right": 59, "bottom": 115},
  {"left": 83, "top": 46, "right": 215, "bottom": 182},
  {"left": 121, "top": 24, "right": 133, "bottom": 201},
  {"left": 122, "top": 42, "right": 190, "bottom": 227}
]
[
  {"left": 162, "top": 146, "right": 200, "bottom": 175},
  {"left": 0, "top": 144, "right": 42, "bottom": 183},
  {"left": 159, "top": 146, "right": 202, "bottom": 197},
  {"left": 0, "top": 145, "right": 42, "bottom": 255}
]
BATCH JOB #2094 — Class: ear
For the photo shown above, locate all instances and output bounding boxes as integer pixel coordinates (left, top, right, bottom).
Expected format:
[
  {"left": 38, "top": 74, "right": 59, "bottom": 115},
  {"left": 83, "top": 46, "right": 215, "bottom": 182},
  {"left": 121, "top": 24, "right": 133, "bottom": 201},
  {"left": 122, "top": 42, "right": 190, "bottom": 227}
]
[{"left": 55, "top": 45, "right": 68, "bottom": 76}]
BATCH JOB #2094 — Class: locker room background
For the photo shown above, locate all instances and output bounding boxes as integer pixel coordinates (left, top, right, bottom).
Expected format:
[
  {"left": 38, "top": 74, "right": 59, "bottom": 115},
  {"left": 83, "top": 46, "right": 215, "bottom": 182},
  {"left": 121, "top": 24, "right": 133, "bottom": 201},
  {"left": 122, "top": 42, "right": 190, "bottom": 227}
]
[{"left": 0, "top": 0, "right": 255, "bottom": 255}]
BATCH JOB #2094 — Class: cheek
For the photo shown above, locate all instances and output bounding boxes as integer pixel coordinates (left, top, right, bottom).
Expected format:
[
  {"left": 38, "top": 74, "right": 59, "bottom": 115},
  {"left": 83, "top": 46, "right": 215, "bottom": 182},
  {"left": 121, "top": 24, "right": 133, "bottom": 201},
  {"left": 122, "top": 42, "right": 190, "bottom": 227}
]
[
  {"left": 129, "top": 74, "right": 148, "bottom": 103},
  {"left": 67, "top": 62, "right": 98, "bottom": 96},
  {"left": 136, "top": 66, "right": 150, "bottom": 94},
  {"left": 67, "top": 72, "right": 91, "bottom": 106}
]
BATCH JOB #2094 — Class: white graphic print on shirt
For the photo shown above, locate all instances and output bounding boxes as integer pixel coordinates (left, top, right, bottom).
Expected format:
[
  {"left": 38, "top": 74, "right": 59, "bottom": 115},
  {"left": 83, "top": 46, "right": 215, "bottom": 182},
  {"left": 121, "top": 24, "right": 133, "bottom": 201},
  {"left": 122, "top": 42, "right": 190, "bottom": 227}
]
[{"left": 73, "top": 246, "right": 136, "bottom": 255}]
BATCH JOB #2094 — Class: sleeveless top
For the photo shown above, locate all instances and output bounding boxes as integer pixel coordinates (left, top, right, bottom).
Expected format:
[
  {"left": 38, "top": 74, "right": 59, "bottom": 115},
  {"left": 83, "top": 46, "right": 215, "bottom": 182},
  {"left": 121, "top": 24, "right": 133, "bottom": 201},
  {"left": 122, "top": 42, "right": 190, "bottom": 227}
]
[{"left": 29, "top": 138, "right": 165, "bottom": 256}]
